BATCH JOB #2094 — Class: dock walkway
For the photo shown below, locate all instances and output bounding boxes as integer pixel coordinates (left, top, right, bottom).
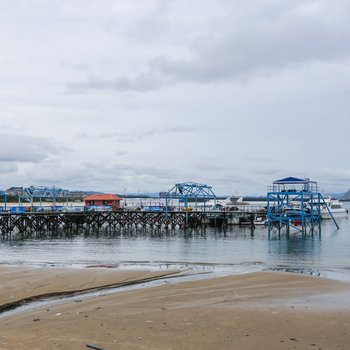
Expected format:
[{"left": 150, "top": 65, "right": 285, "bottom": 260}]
[{"left": 0, "top": 210, "right": 265, "bottom": 236}]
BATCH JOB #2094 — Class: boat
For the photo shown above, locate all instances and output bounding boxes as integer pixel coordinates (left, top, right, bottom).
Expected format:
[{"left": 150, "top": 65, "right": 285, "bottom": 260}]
[
  {"left": 320, "top": 199, "right": 348, "bottom": 219},
  {"left": 221, "top": 196, "right": 250, "bottom": 211},
  {"left": 254, "top": 216, "right": 268, "bottom": 225},
  {"left": 237, "top": 215, "right": 267, "bottom": 226},
  {"left": 301, "top": 198, "right": 348, "bottom": 220}
]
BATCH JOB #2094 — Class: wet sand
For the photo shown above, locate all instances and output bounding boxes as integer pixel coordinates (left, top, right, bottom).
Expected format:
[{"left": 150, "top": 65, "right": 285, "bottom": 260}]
[
  {"left": 0, "top": 265, "right": 180, "bottom": 307},
  {"left": 1, "top": 267, "right": 350, "bottom": 349}
]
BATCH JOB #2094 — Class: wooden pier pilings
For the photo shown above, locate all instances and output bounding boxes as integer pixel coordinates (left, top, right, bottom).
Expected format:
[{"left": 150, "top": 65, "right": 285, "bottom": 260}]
[{"left": 0, "top": 210, "right": 262, "bottom": 236}]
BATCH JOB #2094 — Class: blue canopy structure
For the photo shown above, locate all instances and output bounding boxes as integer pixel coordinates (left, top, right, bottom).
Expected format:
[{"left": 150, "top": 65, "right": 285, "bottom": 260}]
[
  {"left": 271, "top": 177, "right": 318, "bottom": 192},
  {"left": 273, "top": 177, "right": 316, "bottom": 184}
]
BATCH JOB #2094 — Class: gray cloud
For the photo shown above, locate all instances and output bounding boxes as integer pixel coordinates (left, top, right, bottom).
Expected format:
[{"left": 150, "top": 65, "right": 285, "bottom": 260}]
[
  {"left": 151, "top": 18, "right": 350, "bottom": 85},
  {"left": 0, "top": 162, "right": 18, "bottom": 174},
  {"left": 97, "top": 132, "right": 133, "bottom": 143},
  {"left": 210, "top": 174, "right": 255, "bottom": 185},
  {"left": 255, "top": 169, "right": 282, "bottom": 176},
  {"left": 72, "top": 161, "right": 182, "bottom": 192},
  {"left": 28, "top": 165, "right": 95, "bottom": 187},
  {"left": 0, "top": 134, "right": 62, "bottom": 163},
  {"left": 194, "top": 163, "right": 226, "bottom": 173},
  {"left": 78, "top": 127, "right": 194, "bottom": 143},
  {"left": 244, "top": 155, "right": 279, "bottom": 164},
  {"left": 0, "top": 1, "right": 349, "bottom": 195},
  {"left": 315, "top": 169, "right": 350, "bottom": 189},
  {"left": 115, "top": 150, "right": 128, "bottom": 156},
  {"left": 137, "top": 127, "right": 194, "bottom": 140},
  {"left": 82, "top": 161, "right": 179, "bottom": 180},
  {"left": 67, "top": 0, "right": 350, "bottom": 92},
  {"left": 67, "top": 74, "right": 167, "bottom": 93}
]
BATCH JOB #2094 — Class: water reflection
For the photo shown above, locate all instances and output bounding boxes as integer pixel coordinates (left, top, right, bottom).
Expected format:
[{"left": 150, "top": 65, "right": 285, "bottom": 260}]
[{"left": 1, "top": 206, "right": 350, "bottom": 281}]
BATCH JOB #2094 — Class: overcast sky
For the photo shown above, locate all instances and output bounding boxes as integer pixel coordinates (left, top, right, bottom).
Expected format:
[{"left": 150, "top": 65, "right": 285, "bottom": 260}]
[{"left": 0, "top": 0, "right": 349, "bottom": 195}]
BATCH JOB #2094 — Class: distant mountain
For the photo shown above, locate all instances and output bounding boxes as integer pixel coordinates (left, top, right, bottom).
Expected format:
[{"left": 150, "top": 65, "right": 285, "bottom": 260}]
[
  {"left": 342, "top": 190, "right": 350, "bottom": 200},
  {"left": 324, "top": 193, "right": 344, "bottom": 199}
]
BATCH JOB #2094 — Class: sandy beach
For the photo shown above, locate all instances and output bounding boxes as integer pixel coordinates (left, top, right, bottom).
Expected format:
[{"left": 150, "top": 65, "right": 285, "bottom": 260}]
[
  {"left": 1, "top": 267, "right": 350, "bottom": 350},
  {"left": 0, "top": 265, "right": 180, "bottom": 308}
]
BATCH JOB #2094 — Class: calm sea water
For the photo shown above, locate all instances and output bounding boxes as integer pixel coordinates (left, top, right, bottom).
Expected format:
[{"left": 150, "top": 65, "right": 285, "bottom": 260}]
[{"left": 1, "top": 203, "right": 350, "bottom": 281}]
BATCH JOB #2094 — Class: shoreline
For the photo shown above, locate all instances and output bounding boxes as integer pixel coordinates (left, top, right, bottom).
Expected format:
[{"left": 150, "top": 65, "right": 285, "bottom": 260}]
[
  {"left": 1, "top": 266, "right": 350, "bottom": 349},
  {"left": 2, "top": 259, "right": 350, "bottom": 285}
]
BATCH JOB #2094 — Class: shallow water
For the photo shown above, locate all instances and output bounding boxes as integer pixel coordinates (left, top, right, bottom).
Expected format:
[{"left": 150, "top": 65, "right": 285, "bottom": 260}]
[{"left": 1, "top": 203, "right": 350, "bottom": 281}]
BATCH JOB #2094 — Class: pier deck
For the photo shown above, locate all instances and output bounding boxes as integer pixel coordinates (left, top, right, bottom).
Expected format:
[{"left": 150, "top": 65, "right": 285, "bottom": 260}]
[{"left": 0, "top": 210, "right": 263, "bottom": 236}]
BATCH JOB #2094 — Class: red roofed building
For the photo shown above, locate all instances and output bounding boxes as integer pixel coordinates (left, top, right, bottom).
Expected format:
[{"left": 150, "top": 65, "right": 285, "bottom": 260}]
[{"left": 84, "top": 194, "right": 122, "bottom": 210}]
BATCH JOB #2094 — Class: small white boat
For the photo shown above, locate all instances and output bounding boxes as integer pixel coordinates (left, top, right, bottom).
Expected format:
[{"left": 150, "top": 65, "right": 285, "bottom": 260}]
[
  {"left": 254, "top": 216, "right": 268, "bottom": 225},
  {"left": 276, "top": 199, "right": 348, "bottom": 221},
  {"left": 320, "top": 200, "right": 348, "bottom": 219}
]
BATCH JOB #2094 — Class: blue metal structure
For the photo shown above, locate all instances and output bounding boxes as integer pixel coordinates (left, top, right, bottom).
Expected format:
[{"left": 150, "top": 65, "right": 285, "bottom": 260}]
[
  {"left": 165, "top": 182, "right": 216, "bottom": 225},
  {"left": 0, "top": 190, "right": 6, "bottom": 211},
  {"left": 20, "top": 186, "right": 70, "bottom": 207},
  {"left": 267, "top": 177, "right": 338, "bottom": 233}
]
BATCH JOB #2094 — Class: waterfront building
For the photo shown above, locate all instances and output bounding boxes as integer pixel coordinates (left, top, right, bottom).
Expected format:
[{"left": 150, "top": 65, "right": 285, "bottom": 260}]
[{"left": 84, "top": 194, "right": 122, "bottom": 209}]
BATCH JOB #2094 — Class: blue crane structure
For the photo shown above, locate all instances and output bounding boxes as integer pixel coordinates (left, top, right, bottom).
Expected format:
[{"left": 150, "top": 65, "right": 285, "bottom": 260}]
[
  {"left": 20, "top": 186, "right": 70, "bottom": 207},
  {"left": 165, "top": 182, "right": 216, "bottom": 225},
  {"left": 267, "top": 177, "right": 338, "bottom": 234}
]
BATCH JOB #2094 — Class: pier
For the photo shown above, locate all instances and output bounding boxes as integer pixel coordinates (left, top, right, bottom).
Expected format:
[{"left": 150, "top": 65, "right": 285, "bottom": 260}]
[{"left": 0, "top": 210, "right": 263, "bottom": 236}]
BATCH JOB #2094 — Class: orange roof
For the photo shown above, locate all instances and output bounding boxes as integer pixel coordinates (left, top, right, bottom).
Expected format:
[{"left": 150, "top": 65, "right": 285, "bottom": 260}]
[{"left": 84, "top": 194, "right": 122, "bottom": 201}]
